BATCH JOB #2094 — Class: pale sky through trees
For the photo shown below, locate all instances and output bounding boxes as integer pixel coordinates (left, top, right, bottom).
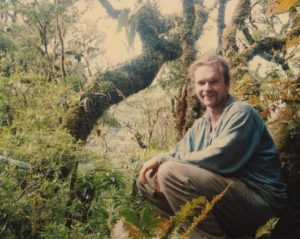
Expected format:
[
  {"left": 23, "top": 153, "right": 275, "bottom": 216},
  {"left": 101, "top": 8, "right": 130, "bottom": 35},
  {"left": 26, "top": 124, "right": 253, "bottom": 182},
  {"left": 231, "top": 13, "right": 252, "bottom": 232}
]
[
  {"left": 77, "top": 0, "right": 239, "bottom": 66},
  {"left": 76, "top": 0, "right": 289, "bottom": 77}
]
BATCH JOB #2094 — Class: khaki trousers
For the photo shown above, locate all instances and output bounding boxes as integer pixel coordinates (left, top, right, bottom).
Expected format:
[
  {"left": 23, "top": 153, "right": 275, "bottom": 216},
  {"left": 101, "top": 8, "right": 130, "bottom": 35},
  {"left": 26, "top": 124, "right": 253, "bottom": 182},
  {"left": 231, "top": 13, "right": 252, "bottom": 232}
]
[{"left": 137, "top": 160, "right": 276, "bottom": 239}]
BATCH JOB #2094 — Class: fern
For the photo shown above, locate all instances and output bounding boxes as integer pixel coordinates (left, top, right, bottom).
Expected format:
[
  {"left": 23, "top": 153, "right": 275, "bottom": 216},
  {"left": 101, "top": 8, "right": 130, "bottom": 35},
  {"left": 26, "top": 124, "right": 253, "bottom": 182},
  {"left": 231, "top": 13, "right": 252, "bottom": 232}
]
[
  {"left": 120, "top": 204, "right": 160, "bottom": 239},
  {"left": 173, "top": 196, "right": 208, "bottom": 226},
  {"left": 158, "top": 183, "right": 231, "bottom": 239},
  {"left": 255, "top": 217, "right": 280, "bottom": 239},
  {"left": 181, "top": 184, "right": 231, "bottom": 239}
]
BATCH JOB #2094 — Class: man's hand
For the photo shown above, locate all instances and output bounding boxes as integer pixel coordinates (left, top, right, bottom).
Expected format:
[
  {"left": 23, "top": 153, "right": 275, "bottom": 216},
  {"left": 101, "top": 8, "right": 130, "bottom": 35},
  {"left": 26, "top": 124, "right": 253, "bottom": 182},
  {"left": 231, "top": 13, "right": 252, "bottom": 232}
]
[
  {"left": 138, "top": 153, "right": 172, "bottom": 192},
  {"left": 138, "top": 157, "right": 159, "bottom": 185}
]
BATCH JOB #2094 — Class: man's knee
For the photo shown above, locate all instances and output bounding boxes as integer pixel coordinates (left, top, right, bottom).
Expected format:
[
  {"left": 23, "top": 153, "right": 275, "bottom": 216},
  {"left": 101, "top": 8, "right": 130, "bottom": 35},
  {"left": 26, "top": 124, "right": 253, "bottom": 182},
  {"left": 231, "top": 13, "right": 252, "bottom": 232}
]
[
  {"left": 156, "top": 160, "right": 196, "bottom": 193},
  {"left": 157, "top": 160, "right": 178, "bottom": 183},
  {"left": 157, "top": 161, "right": 228, "bottom": 196},
  {"left": 136, "top": 170, "right": 157, "bottom": 196}
]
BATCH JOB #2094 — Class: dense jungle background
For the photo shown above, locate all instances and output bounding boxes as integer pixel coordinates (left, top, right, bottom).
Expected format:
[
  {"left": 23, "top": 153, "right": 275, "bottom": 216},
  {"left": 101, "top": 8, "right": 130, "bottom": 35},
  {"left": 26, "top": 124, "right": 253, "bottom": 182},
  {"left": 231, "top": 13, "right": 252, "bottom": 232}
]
[{"left": 0, "top": 0, "right": 299, "bottom": 238}]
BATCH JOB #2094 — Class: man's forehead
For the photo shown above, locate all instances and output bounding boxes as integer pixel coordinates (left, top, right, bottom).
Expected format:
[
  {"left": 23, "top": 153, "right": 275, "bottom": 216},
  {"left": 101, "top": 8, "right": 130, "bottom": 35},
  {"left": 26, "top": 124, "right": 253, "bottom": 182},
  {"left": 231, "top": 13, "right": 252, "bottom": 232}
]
[{"left": 194, "top": 64, "right": 221, "bottom": 78}]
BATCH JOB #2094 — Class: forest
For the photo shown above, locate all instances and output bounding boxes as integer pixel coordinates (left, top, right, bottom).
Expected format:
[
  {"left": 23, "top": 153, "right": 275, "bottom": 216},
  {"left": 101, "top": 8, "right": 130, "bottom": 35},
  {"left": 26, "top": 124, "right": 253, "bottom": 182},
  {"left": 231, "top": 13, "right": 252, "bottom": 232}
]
[{"left": 0, "top": 0, "right": 299, "bottom": 238}]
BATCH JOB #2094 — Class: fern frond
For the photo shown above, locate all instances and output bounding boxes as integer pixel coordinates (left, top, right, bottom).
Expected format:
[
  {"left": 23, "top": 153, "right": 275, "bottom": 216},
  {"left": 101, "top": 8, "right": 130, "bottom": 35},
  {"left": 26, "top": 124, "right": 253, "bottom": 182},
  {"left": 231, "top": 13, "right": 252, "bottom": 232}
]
[
  {"left": 158, "top": 196, "right": 208, "bottom": 239},
  {"left": 159, "top": 183, "right": 232, "bottom": 239},
  {"left": 255, "top": 217, "right": 279, "bottom": 239},
  {"left": 181, "top": 183, "right": 232, "bottom": 239},
  {"left": 174, "top": 196, "right": 208, "bottom": 225},
  {"left": 156, "top": 218, "right": 174, "bottom": 239},
  {"left": 124, "top": 220, "right": 142, "bottom": 239}
]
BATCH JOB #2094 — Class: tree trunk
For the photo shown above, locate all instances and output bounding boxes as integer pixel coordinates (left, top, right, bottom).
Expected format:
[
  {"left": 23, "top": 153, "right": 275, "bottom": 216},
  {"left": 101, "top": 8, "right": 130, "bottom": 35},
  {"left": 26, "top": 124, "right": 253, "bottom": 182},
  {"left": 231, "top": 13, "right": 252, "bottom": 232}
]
[
  {"left": 217, "top": 0, "right": 227, "bottom": 49},
  {"left": 64, "top": 52, "right": 180, "bottom": 141},
  {"left": 57, "top": 17, "right": 66, "bottom": 81},
  {"left": 175, "top": 0, "right": 209, "bottom": 140}
]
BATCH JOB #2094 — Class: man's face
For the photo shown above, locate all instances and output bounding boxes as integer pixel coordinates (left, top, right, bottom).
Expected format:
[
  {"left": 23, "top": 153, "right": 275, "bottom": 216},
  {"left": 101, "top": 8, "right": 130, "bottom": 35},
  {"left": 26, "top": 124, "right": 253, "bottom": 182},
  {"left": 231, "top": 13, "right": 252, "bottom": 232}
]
[{"left": 193, "top": 64, "right": 230, "bottom": 110}]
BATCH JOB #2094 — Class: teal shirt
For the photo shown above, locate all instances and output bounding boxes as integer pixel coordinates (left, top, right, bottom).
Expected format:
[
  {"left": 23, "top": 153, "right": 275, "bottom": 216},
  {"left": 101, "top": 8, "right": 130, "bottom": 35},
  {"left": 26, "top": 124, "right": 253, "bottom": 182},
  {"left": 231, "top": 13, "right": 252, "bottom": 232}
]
[{"left": 165, "top": 96, "right": 287, "bottom": 209}]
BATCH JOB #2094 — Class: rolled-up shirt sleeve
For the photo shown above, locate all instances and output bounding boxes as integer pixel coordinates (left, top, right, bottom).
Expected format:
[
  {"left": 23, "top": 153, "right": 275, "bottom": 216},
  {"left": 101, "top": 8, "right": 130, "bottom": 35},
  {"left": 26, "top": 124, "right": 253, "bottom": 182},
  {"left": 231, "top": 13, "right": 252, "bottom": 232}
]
[
  {"left": 157, "top": 125, "right": 197, "bottom": 165},
  {"left": 171, "top": 110, "right": 263, "bottom": 175}
]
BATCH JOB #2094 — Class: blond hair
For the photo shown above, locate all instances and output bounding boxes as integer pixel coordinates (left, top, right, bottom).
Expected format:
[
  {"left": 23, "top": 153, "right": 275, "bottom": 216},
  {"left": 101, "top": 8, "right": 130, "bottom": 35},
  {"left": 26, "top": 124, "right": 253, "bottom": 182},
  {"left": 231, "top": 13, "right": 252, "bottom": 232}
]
[{"left": 188, "top": 54, "right": 231, "bottom": 84}]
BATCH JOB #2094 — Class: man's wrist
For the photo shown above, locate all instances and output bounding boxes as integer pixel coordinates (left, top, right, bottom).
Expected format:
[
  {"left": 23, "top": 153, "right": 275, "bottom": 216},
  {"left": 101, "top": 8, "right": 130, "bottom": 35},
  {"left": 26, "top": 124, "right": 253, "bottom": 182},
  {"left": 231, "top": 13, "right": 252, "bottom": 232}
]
[{"left": 156, "top": 152, "right": 174, "bottom": 165}]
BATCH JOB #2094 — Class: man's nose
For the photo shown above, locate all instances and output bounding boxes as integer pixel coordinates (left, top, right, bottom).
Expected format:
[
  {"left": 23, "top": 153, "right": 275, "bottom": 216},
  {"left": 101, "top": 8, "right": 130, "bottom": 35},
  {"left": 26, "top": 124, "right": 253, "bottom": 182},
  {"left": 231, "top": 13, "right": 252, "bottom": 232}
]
[{"left": 203, "top": 83, "right": 212, "bottom": 90}]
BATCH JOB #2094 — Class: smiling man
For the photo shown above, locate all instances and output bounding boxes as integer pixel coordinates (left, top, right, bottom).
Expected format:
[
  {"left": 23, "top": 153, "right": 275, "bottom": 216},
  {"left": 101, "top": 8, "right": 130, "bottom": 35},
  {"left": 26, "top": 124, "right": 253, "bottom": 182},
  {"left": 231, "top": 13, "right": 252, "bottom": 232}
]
[{"left": 137, "top": 54, "right": 287, "bottom": 239}]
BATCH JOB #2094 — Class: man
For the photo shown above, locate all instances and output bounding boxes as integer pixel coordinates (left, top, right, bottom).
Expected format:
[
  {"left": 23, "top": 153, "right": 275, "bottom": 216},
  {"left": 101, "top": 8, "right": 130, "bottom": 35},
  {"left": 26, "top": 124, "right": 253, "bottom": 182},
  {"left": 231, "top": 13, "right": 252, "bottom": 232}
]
[{"left": 137, "top": 54, "right": 287, "bottom": 239}]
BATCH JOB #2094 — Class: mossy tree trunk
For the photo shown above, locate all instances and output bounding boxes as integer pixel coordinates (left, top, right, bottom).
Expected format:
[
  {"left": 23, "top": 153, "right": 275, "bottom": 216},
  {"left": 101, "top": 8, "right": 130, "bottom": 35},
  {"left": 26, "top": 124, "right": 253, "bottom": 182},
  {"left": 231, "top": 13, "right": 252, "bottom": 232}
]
[
  {"left": 175, "top": 0, "right": 209, "bottom": 140},
  {"left": 217, "top": 0, "right": 227, "bottom": 50}
]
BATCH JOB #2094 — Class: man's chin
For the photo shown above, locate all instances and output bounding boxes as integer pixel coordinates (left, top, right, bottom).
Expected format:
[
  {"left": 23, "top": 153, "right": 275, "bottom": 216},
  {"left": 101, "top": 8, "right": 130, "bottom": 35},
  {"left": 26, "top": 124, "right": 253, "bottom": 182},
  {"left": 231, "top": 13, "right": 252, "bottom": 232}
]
[{"left": 203, "top": 101, "right": 216, "bottom": 107}]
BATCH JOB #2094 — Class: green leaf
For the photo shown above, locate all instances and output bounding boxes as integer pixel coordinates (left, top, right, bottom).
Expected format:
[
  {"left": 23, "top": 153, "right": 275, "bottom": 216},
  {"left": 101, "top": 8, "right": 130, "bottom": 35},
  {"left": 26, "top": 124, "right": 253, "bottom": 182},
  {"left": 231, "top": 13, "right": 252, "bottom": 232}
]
[
  {"left": 96, "top": 207, "right": 109, "bottom": 219},
  {"left": 121, "top": 208, "right": 140, "bottom": 228},
  {"left": 140, "top": 204, "right": 160, "bottom": 230}
]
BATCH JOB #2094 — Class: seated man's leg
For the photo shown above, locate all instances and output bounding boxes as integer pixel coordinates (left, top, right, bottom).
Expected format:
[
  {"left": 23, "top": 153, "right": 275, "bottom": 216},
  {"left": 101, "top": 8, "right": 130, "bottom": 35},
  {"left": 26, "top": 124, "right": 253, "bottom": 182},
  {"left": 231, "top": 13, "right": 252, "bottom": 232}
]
[
  {"left": 157, "top": 160, "right": 228, "bottom": 239},
  {"left": 157, "top": 161, "right": 276, "bottom": 238},
  {"left": 136, "top": 162, "right": 223, "bottom": 239},
  {"left": 213, "top": 178, "right": 276, "bottom": 237}
]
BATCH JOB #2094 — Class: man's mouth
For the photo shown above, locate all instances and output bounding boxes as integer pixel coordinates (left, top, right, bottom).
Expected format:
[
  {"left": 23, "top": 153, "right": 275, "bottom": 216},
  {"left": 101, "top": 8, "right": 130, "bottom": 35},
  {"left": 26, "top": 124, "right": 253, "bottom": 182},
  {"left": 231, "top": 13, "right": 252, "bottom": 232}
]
[{"left": 203, "top": 94, "right": 215, "bottom": 98}]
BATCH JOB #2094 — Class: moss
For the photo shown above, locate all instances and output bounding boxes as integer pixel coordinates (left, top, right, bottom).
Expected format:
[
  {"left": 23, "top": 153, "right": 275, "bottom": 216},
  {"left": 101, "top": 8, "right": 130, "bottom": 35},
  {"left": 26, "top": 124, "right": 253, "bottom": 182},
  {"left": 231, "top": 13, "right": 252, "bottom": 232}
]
[
  {"left": 222, "top": 25, "right": 238, "bottom": 60},
  {"left": 233, "top": 73, "right": 260, "bottom": 106},
  {"left": 193, "top": 6, "right": 209, "bottom": 38},
  {"left": 63, "top": 52, "right": 169, "bottom": 141},
  {"left": 232, "top": 0, "right": 251, "bottom": 27}
]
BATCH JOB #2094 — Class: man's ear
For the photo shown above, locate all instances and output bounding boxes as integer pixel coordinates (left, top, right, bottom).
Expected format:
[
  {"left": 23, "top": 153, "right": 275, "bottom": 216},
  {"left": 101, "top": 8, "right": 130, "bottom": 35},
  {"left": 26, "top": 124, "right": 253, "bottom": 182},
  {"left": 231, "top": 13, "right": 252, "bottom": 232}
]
[{"left": 226, "top": 80, "right": 230, "bottom": 89}]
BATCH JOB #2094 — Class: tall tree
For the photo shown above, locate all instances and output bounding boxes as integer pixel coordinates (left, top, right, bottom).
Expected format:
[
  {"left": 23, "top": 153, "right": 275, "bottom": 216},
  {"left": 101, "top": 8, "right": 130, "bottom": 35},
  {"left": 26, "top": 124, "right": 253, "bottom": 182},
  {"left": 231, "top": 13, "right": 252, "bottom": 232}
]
[{"left": 63, "top": 0, "right": 212, "bottom": 141}]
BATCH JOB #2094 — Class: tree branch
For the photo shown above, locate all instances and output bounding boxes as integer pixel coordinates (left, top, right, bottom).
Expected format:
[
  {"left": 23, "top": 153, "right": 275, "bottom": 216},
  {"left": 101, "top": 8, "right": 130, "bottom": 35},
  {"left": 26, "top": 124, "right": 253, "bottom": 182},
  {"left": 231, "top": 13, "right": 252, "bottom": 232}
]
[
  {"left": 244, "top": 36, "right": 286, "bottom": 60},
  {"left": 217, "top": 0, "right": 227, "bottom": 49},
  {"left": 193, "top": 0, "right": 209, "bottom": 40},
  {"left": 97, "top": 0, "right": 121, "bottom": 19},
  {"left": 64, "top": 52, "right": 170, "bottom": 140}
]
